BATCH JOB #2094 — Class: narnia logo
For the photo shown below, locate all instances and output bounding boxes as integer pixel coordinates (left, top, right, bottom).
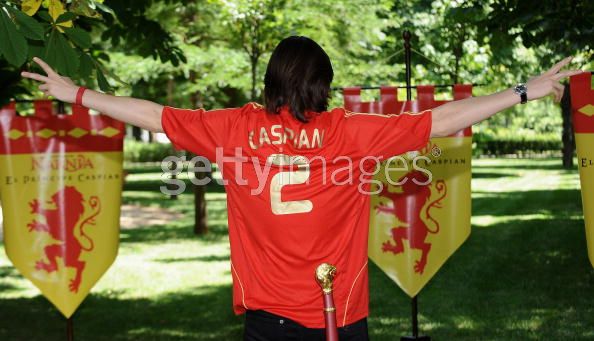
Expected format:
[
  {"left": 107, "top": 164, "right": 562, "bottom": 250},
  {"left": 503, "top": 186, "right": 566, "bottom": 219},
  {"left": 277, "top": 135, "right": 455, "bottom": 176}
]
[
  {"left": 31, "top": 154, "right": 95, "bottom": 172},
  {"left": 27, "top": 186, "right": 101, "bottom": 293},
  {"left": 375, "top": 170, "right": 447, "bottom": 274}
]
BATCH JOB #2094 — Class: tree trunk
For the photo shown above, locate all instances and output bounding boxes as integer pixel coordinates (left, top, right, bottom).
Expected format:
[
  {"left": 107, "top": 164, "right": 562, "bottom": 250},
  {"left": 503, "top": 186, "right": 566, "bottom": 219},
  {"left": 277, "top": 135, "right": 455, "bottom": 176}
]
[
  {"left": 451, "top": 25, "right": 466, "bottom": 85},
  {"left": 166, "top": 78, "right": 177, "bottom": 200},
  {"left": 193, "top": 158, "right": 208, "bottom": 235},
  {"left": 250, "top": 56, "right": 258, "bottom": 101},
  {"left": 189, "top": 71, "right": 208, "bottom": 235},
  {"left": 132, "top": 125, "right": 142, "bottom": 141},
  {"left": 561, "top": 83, "right": 575, "bottom": 169},
  {"left": 452, "top": 43, "right": 461, "bottom": 85}
]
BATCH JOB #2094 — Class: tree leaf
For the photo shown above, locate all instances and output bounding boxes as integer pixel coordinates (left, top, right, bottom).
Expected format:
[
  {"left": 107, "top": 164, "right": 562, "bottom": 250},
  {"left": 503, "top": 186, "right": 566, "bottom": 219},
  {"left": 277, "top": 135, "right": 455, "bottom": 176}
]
[
  {"left": 95, "top": 2, "right": 114, "bottom": 16},
  {"left": 95, "top": 51, "right": 110, "bottom": 62},
  {"left": 70, "top": 0, "right": 103, "bottom": 18},
  {"left": 7, "top": 6, "right": 44, "bottom": 40},
  {"left": 79, "top": 52, "right": 94, "bottom": 79},
  {"left": 100, "top": 64, "right": 127, "bottom": 86},
  {"left": 63, "top": 27, "right": 90, "bottom": 48},
  {"left": 96, "top": 67, "right": 109, "bottom": 91},
  {"left": 0, "top": 9, "right": 28, "bottom": 66},
  {"left": 37, "top": 10, "right": 52, "bottom": 22},
  {"left": 21, "top": 0, "right": 42, "bottom": 16},
  {"left": 55, "top": 12, "right": 76, "bottom": 24},
  {"left": 27, "top": 39, "right": 44, "bottom": 59},
  {"left": 48, "top": 0, "right": 66, "bottom": 22},
  {"left": 43, "top": 29, "right": 79, "bottom": 77}
]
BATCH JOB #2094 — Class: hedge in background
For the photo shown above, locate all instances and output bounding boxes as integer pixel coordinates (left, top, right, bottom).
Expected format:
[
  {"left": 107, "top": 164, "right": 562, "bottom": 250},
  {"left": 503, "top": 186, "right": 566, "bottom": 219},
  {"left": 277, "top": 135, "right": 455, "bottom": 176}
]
[
  {"left": 124, "top": 140, "right": 179, "bottom": 163},
  {"left": 123, "top": 134, "right": 563, "bottom": 163},
  {"left": 473, "top": 132, "right": 562, "bottom": 157}
]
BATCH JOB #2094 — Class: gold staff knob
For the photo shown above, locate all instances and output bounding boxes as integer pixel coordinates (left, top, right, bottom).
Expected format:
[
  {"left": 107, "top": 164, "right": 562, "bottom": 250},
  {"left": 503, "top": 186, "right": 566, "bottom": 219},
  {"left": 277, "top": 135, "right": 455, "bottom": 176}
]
[{"left": 315, "top": 263, "right": 337, "bottom": 294}]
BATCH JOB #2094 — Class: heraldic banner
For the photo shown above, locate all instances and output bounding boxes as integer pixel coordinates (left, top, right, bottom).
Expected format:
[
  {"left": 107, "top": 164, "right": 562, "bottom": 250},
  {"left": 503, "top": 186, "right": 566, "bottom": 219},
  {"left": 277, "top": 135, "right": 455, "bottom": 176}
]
[
  {"left": 0, "top": 101, "right": 125, "bottom": 317},
  {"left": 570, "top": 72, "right": 594, "bottom": 267},
  {"left": 344, "top": 85, "right": 473, "bottom": 297}
]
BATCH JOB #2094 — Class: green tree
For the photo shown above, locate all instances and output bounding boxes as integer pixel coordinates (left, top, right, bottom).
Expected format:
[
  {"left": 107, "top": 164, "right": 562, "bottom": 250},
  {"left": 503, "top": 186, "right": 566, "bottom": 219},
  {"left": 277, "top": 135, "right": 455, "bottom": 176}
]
[
  {"left": 470, "top": 0, "right": 594, "bottom": 168},
  {"left": 0, "top": 0, "right": 185, "bottom": 105},
  {"left": 219, "top": 0, "right": 291, "bottom": 101},
  {"left": 0, "top": 0, "right": 115, "bottom": 96},
  {"left": 378, "top": 0, "right": 580, "bottom": 158}
]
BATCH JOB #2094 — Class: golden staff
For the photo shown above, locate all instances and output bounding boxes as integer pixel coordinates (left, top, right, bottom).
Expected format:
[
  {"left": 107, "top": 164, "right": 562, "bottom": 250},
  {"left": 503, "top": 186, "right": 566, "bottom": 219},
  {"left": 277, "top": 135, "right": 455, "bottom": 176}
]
[{"left": 315, "top": 263, "right": 338, "bottom": 341}]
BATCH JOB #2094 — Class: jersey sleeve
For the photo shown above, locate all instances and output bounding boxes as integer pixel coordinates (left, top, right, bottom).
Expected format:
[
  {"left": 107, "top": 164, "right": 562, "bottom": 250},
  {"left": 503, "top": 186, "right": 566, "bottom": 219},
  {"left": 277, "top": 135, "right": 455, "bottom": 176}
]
[
  {"left": 161, "top": 106, "right": 239, "bottom": 161},
  {"left": 342, "top": 109, "right": 432, "bottom": 159}
]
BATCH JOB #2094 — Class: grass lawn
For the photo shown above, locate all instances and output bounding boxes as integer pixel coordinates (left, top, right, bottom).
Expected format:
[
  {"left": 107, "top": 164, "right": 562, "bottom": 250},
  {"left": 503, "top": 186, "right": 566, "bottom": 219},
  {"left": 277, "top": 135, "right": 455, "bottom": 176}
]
[{"left": 1, "top": 158, "right": 593, "bottom": 340}]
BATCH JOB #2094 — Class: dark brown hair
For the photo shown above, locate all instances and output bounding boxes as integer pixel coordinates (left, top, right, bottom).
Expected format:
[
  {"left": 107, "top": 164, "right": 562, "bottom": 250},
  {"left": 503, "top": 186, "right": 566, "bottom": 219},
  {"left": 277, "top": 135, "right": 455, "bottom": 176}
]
[{"left": 264, "top": 36, "right": 334, "bottom": 123}]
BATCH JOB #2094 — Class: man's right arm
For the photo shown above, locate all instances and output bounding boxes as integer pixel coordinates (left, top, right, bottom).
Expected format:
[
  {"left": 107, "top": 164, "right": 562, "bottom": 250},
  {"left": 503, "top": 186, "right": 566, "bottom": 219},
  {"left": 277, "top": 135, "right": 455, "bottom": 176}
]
[
  {"left": 80, "top": 90, "right": 164, "bottom": 133},
  {"left": 22, "top": 57, "right": 164, "bottom": 133}
]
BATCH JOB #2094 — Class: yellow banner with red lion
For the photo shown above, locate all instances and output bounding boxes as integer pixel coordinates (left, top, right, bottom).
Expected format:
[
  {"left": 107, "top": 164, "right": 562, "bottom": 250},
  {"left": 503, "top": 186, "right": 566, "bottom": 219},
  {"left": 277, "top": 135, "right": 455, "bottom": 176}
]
[
  {"left": 0, "top": 100, "right": 124, "bottom": 317},
  {"left": 368, "top": 135, "right": 472, "bottom": 297},
  {"left": 570, "top": 72, "right": 594, "bottom": 267},
  {"left": 344, "top": 85, "right": 473, "bottom": 297}
]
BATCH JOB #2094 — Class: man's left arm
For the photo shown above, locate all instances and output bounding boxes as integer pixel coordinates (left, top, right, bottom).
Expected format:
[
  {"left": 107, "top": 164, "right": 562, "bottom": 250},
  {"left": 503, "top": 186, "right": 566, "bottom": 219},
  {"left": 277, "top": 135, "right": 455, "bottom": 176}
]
[{"left": 431, "top": 57, "right": 584, "bottom": 137}]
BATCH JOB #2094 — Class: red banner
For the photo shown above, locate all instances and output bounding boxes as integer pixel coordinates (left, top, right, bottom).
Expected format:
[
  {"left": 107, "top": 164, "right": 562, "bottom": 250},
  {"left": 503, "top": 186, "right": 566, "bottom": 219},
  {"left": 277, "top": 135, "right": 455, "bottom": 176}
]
[{"left": 344, "top": 85, "right": 472, "bottom": 137}]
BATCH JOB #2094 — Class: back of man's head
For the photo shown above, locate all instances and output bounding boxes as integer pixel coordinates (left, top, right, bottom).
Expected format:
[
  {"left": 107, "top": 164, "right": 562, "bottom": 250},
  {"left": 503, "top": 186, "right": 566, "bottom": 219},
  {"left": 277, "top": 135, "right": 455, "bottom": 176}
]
[{"left": 264, "top": 36, "right": 334, "bottom": 123}]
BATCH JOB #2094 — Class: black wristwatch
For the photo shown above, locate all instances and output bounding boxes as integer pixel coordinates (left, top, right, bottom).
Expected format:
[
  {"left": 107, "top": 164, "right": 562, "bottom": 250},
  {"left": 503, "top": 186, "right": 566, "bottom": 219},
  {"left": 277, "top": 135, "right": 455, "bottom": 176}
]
[{"left": 514, "top": 83, "right": 528, "bottom": 104}]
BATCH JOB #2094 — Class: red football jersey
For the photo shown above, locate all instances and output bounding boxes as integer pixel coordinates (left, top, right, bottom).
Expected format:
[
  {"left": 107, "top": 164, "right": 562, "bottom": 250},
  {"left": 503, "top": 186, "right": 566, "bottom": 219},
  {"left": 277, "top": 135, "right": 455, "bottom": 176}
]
[{"left": 161, "top": 103, "right": 432, "bottom": 328}]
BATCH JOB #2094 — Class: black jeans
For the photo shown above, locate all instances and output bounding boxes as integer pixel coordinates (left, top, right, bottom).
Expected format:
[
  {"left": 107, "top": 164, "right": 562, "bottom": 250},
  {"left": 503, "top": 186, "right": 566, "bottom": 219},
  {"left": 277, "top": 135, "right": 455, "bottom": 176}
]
[{"left": 243, "top": 309, "right": 369, "bottom": 341}]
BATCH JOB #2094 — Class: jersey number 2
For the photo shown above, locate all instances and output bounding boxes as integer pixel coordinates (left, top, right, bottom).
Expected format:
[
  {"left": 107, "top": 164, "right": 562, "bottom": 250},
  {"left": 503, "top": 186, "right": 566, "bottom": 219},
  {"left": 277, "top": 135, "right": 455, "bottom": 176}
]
[{"left": 267, "top": 154, "right": 313, "bottom": 215}]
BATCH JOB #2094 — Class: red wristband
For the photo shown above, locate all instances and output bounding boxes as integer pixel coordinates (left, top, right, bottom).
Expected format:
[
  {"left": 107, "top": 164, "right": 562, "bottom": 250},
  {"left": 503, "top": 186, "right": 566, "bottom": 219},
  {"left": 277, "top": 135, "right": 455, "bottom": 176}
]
[{"left": 75, "top": 86, "right": 87, "bottom": 106}]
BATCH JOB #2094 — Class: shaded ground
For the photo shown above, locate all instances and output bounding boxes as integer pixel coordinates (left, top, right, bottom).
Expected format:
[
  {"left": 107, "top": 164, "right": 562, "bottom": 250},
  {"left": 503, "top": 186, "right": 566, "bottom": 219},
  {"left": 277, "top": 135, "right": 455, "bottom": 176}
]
[
  {"left": 0, "top": 204, "right": 183, "bottom": 241},
  {"left": 1, "top": 158, "right": 593, "bottom": 340},
  {"left": 120, "top": 204, "right": 184, "bottom": 230}
]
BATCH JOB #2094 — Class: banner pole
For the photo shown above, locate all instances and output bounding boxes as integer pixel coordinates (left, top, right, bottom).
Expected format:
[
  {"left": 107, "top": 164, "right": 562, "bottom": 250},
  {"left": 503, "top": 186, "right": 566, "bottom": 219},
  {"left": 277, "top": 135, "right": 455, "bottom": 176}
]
[
  {"left": 66, "top": 316, "right": 74, "bottom": 341},
  {"left": 412, "top": 296, "right": 418, "bottom": 337},
  {"left": 404, "top": 29, "right": 417, "bottom": 338},
  {"left": 57, "top": 101, "right": 66, "bottom": 115},
  {"left": 404, "top": 30, "right": 412, "bottom": 102},
  {"left": 400, "top": 29, "right": 430, "bottom": 341}
]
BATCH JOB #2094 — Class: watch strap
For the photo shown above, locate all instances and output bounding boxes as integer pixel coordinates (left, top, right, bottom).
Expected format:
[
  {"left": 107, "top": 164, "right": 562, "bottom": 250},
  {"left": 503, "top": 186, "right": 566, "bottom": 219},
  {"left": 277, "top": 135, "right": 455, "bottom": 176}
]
[{"left": 514, "top": 83, "right": 528, "bottom": 104}]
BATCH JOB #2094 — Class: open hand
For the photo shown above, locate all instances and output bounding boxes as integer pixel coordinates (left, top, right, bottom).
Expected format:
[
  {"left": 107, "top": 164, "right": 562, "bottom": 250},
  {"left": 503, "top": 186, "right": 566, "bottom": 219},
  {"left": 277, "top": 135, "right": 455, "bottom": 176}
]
[
  {"left": 21, "top": 57, "right": 79, "bottom": 103},
  {"left": 526, "top": 57, "right": 584, "bottom": 103}
]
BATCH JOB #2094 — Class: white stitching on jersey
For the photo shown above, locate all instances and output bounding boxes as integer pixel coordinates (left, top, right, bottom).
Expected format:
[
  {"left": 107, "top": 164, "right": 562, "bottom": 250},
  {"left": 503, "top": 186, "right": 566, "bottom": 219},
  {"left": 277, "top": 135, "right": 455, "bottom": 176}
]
[
  {"left": 231, "top": 261, "right": 249, "bottom": 310},
  {"left": 342, "top": 260, "right": 368, "bottom": 326},
  {"left": 344, "top": 109, "right": 430, "bottom": 118}
]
